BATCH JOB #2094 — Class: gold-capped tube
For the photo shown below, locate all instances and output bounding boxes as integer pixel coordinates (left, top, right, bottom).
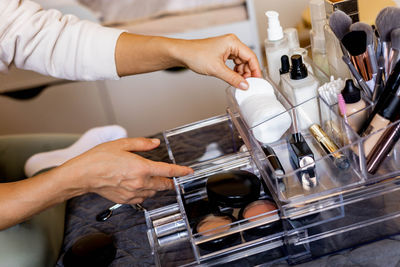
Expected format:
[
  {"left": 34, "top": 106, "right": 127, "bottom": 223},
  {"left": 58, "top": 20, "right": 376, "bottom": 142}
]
[{"left": 309, "top": 124, "right": 350, "bottom": 169}]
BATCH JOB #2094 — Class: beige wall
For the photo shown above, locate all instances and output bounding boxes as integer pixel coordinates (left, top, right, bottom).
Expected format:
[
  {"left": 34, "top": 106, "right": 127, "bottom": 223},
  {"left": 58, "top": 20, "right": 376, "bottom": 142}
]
[{"left": 253, "top": 0, "right": 310, "bottom": 43}]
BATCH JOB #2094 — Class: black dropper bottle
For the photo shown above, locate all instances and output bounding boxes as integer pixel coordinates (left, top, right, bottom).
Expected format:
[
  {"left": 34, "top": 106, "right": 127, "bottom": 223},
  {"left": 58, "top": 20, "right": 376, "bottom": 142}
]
[
  {"left": 280, "top": 55, "right": 290, "bottom": 75},
  {"left": 341, "top": 79, "right": 361, "bottom": 104},
  {"left": 290, "top": 54, "right": 308, "bottom": 80}
]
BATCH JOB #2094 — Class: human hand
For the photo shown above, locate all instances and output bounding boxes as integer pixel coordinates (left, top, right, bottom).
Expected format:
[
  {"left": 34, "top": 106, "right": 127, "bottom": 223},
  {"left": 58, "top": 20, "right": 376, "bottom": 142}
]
[
  {"left": 177, "top": 34, "right": 262, "bottom": 90},
  {"left": 58, "top": 137, "right": 193, "bottom": 204}
]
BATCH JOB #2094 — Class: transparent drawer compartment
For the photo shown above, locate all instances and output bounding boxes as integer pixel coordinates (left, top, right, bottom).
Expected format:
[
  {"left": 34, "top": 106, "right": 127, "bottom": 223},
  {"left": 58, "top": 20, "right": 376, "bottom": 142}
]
[
  {"left": 227, "top": 85, "right": 365, "bottom": 208},
  {"left": 286, "top": 178, "right": 400, "bottom": 262},
  {"left": 145, "top": 152, "right": 297, "bottom": 266},
  {"left": 163, "top": 114, "right": 243, "bottom": 167}
]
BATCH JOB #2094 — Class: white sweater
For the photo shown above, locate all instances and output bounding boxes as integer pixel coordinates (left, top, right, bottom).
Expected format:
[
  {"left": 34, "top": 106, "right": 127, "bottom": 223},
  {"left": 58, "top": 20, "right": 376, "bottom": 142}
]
[{"left": 0, "top": 0, "right": 124, "bottom": 80}]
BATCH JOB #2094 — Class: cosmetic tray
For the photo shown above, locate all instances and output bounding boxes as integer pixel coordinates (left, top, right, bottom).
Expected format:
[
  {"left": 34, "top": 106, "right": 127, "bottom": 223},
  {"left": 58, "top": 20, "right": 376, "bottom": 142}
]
[{"left": 145, "top": 64, "right": 400, "bottom": 266}]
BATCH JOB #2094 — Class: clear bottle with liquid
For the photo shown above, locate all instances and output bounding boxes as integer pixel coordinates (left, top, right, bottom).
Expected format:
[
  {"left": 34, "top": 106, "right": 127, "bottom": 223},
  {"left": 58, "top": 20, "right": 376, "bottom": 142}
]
[{"left": 264, "top": 11, "right": 289, "bottom": 86}]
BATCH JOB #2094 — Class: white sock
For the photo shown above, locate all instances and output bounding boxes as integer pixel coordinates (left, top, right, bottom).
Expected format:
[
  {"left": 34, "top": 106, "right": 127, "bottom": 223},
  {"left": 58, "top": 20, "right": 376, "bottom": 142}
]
[{"left": 24, "top": 125, "right": 127, "bottom": 177}]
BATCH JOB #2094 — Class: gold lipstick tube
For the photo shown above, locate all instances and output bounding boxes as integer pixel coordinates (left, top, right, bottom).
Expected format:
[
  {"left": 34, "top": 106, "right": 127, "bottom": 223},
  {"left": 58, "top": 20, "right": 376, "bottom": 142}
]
[{"left": 309, "top": 124, "right": 350, "bottom": 169}]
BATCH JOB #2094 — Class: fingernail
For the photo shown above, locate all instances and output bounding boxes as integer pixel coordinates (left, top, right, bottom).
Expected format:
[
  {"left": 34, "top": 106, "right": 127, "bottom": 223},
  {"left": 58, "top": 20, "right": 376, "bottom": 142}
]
[
  {"left": 239, "top": 82, "right": 248, "bottom": 90},
  {"left": 151, "top": 138, "right": 160, "bottom": 144}
]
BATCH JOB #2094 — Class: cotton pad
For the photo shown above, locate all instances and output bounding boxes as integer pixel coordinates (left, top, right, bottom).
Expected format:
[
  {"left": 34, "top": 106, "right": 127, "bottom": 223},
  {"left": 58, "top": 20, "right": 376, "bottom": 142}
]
[
  {"left": 240, "top": 95, "right": 292, "bottom": 144},
  {"left": 235, "top": 77, "right": 276, "bottom": 106}
]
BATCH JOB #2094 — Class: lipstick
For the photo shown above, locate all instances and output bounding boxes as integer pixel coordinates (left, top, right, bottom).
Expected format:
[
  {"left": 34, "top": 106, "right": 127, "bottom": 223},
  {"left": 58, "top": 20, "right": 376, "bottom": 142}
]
[{"left": 309, "top": 124, "right": 350, "bottom": 170}]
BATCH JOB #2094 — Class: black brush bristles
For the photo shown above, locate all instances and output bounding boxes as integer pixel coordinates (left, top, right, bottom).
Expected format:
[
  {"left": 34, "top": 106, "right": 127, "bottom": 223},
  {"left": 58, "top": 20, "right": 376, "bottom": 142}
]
[
  {"left": 341, "top": 31, "right": 367, "bottom": 56},
  {"left": 350, "top": 22, "right": 374, "bottom": 46},
  {"left": 376, "top": 6, "right": 400, "bottom": 42},
  {"left": 391, "top": 28, "right": 400, "bottom": 51},
  {"left": 329, "top": 10, "right": 352, "bottom": 40}
]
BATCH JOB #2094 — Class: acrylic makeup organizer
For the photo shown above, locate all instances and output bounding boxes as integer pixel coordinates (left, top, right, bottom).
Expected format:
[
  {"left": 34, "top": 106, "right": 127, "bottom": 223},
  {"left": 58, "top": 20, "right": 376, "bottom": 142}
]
[{"left": 145, "top": 61, "right": 400, "bottom": 266}]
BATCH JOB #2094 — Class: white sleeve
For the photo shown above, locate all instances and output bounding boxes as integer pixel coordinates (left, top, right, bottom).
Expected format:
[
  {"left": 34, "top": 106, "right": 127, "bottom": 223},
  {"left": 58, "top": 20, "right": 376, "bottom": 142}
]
[{"left": 0, "top": 0, "right": 125, "bottom": 80}]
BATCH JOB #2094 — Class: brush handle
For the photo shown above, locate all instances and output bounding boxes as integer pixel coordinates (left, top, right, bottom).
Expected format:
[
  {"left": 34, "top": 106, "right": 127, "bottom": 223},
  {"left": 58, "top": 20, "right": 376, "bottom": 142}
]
[
  {"left": 389, "top": 49, "right": 399, "bottom": 74},
  {"left": 367, "top": 44, "right": 378, "bottom": 75},
  {"left": 372, "top": 63, "right": 384, "bottom": 103},
  {"left": 351, "top": 54, "right": 370, "bottom": 81},
  {"left": 382, "top": 42, "right": 390, "bottom": 81}
]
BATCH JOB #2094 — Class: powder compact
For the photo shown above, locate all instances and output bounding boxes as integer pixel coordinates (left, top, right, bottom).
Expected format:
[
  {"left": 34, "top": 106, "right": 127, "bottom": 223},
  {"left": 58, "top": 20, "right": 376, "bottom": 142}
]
[
  {"left": 206, "top": 170, "right": 261, "bottom": 208},
  {"left": 193, "top": 214, "right": 240, "bottom": 251},
  {"left": 238, "top": 199, "right": 282, "bottom": 239}
]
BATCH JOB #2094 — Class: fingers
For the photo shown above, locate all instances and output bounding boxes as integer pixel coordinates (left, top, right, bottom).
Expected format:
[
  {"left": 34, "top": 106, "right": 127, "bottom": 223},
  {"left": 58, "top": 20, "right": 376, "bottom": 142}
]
[
  {"left": 234, "top": 41, "right": 262, "bottom": 78},
  {"left": 216, "top": 64, "right": 250, "bottom": 90},
  {"left": 111, "top": 137, "right": 161, "bottom": 152},
  {"left": 217, "top": 36, "right": 261, "bottom": 90},
  {"left": 148, "top": 160, "right": 193, "bottom": 178}
]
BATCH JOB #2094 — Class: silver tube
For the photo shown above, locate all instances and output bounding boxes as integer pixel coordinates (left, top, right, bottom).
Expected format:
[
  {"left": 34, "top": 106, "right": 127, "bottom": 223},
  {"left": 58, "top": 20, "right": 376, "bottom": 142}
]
[
  {"left": 152, "top": 213, "right": 182, "bottom": 227},
  {"left": 154, "top": 219, "right": 186, "bottom": 238},
  {"left": 158, "top": 231, "right": 189, "bottom": 247}
]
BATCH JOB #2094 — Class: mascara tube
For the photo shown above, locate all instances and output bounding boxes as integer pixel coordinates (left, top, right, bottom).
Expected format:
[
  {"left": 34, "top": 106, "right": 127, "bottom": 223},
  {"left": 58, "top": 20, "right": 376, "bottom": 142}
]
[
  {"left": 367, "top": 122, "right": 400, "bottom": 174},
  {"left": 262, "top": 145, "right": 285, "bottom": 177},
  {"left": 309, "top": 124, "right": 350, "bottom": 170}
]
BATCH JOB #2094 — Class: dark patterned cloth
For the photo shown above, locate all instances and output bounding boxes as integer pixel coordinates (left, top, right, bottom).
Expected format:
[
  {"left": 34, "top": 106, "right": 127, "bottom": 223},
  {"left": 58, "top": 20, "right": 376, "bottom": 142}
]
[{"left": 56, "top": 133, "right": 174, "bottom": 267}]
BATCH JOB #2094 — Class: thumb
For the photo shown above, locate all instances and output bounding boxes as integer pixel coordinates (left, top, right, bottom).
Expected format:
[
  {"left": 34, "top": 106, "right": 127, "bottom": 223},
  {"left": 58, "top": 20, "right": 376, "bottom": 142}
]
[
  {"left": 114, "top": 137, "right": 161, "bottom": 152},
  {"left": 216, "top": 64, "right": 249, "bottom": 90}
]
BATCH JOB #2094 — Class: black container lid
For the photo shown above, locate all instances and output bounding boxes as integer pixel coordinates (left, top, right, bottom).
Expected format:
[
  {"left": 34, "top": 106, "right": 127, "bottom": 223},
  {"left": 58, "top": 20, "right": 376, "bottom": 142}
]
[
  {"left": 341, "top": 79, "right": 361, "bottom": 103},
  {"left": 290, "top": 54, "right": 308, "bottom": 80},
  {"left": 206, "top": 170, "right": 261, "bottom": 208},
  {"left": 280, "top": 55, "right": 290, "bottom": 75}
]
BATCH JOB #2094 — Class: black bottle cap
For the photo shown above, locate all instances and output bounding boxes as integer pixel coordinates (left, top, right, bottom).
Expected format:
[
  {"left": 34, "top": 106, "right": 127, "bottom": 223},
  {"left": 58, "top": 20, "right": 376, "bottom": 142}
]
[
  {"left": 280, "top": 55, "right": 290, "bottom": 75},
  {"left": 290, "top": 54, "right": 308, "bottom": 80},
  {"left": 341, "top": 79, "right": 361, "bottom": 103}
]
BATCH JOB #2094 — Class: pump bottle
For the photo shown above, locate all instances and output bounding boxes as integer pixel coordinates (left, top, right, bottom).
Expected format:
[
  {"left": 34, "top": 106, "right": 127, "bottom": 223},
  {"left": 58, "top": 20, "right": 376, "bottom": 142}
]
[
  {"left": 281, "top": 55, "right": 320, "bottom": 130},
  {"left": 264, "top": 11, "right": 289, "bottom": 86}
]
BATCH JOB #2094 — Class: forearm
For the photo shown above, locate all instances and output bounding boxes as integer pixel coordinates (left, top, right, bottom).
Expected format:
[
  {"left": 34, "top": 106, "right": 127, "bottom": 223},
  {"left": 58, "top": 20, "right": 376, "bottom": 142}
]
[
  {"left": 115, "top": 33, "right": 187, "bottom": 76},
  {"left": 0, "top": 168, "right": 85, "bottom": 230}
]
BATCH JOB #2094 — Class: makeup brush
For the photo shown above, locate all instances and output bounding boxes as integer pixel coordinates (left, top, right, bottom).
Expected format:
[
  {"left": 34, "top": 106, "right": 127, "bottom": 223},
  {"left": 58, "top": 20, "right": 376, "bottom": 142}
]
[
  {"left": 389, "top": 28, "right": 400, "bottom": 73},
  {"left": 350, "top": 22, "right": 377, "bottom": 75},
  {"left": 376, "top": 7, "right": 400, "bottom": 80},
  {"left": 329, "top": 10, "right": 352, "bottom": 41},
  {"left": 342, "top": 31, "right": 373, "bottom": 88}
]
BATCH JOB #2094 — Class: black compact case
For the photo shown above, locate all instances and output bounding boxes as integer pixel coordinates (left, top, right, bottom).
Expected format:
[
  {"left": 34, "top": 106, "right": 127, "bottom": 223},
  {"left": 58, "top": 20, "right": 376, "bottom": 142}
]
[{"left": 206, "top": 170, "right": 261, "bottom": 208}]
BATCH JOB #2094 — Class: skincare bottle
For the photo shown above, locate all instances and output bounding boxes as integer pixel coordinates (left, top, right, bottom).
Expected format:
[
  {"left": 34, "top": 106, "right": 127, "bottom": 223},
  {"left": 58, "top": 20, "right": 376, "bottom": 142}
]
[
  {"left": 362, "top": 87, "right": 400, "bottom": 157},
  {"left": 281, "top": 55, "right": 320, "bottom": 130},
  {"left": 341, "top": 79, "right": 367, "bottom": 132},
  {"left": 309, "top": 0, "right": 329, "bottom": 74},
  {"left": 265, "top": 11, "right": 290, "bottom": 86},
  {"left": 284, "top": 28, "right": 300, "bottom": 56}
]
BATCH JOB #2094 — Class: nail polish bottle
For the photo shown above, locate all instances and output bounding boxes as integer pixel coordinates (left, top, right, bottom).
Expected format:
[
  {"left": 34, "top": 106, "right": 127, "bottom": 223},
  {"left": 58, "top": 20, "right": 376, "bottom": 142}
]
[
  {"left": 265, "top": 11, "right": 290, "bottom": 86},
  {"left": 341, "top": 79, "right": 367, "bottom": 132},
  {"left": 281, "top": 55, "right": 320, "bottom": 130}
]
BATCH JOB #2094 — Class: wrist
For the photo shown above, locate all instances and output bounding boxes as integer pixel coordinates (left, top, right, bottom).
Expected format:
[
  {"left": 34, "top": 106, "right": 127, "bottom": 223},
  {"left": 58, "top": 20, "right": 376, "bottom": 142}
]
[{"left": 52, "top": 164, "right": 89, "bottom": 200}]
